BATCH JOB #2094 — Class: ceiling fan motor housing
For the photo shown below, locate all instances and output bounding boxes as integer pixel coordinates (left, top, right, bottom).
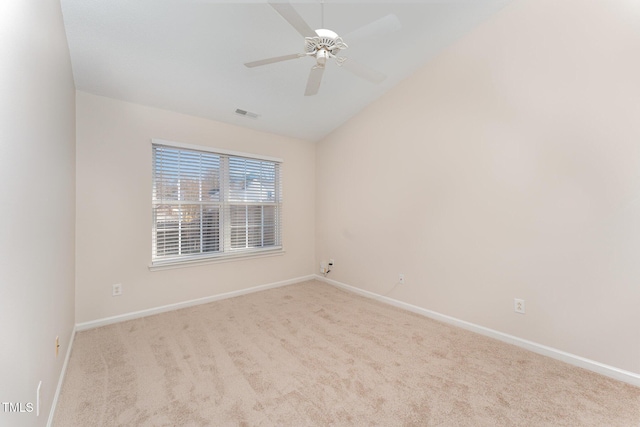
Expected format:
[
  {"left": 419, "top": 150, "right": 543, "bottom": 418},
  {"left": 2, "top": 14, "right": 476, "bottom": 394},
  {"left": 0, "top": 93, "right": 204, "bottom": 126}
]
[{"left": 305, "top": 29, "right": 347, "bottom": 56}]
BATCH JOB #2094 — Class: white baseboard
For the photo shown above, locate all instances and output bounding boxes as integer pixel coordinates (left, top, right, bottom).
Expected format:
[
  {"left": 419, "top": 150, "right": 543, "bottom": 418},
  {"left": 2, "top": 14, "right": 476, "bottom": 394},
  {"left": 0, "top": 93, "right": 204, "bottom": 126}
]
[
  {"left": 76, "top": 275, "right": 316, "bottom": 332},
  {"left": 47, "top": 325, "right": 76, "bottom": 427},
  {"left": 316, "top": 275, "right": 640, "bottom": 388}
]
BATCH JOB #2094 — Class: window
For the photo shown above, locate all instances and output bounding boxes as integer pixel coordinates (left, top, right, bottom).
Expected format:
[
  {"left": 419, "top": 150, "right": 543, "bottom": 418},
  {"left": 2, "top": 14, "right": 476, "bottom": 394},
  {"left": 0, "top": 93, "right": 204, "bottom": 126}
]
[{"left": 152, "top": 140, "right": 282, "bottom": 266}]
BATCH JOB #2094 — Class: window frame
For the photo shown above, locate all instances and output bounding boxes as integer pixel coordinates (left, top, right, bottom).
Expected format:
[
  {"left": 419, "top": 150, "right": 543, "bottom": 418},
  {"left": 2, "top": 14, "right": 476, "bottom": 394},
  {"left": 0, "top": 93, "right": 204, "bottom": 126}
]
[{"left": 150, "top": 139, "right": 283, "bottom": 270}]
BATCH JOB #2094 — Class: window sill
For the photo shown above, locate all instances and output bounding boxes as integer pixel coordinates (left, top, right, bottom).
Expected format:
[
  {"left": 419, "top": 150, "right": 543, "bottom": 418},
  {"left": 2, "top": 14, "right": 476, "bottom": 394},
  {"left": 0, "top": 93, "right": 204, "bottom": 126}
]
[{"left": 148, "top": 249, "right": 285, "bottom": 271}]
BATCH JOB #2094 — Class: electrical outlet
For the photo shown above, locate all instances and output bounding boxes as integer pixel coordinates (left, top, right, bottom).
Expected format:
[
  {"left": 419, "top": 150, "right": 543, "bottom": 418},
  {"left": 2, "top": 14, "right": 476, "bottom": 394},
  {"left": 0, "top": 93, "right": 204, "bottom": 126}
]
[
  {"left": 514, "top": 298, "right": 525, "bottom": 314},
  {"left": 329, "top": 258, "right": 334, "bottom": 266},
  {"left": 55, "top": 336, "right": 59, "bottom": 357},
  {"left": 399, "top": 273, "right": 405, "bottom": 285},
  {"left": 112, "top": 283, "right": 122, "bottom": 296}
]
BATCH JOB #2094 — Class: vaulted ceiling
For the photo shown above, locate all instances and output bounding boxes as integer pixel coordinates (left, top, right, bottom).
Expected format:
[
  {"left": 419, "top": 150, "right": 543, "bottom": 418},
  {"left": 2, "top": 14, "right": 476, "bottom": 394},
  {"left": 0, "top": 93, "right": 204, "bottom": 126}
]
[{"left": 61, "top": 0, "right": 512, "bottom": 141}]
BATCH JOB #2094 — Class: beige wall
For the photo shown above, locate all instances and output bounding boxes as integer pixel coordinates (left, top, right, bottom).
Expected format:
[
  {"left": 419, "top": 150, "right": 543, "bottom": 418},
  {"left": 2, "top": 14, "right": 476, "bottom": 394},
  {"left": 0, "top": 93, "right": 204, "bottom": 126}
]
[
  {"left": 0, "top": 1, "right": 76, "bottom": 425},
  {"left": 316, "top": 0, "right": 640, "bottom": 374},
  {"left": 75, "top": 92, "right": 315, "bottom": 323}
]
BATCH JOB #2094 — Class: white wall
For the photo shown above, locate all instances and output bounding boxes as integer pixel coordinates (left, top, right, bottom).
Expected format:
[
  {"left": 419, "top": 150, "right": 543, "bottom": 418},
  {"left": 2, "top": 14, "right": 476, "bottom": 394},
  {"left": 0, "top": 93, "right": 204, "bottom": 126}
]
[
  {"left": 316, "top": 0, "right": 640, "bottom": 375},
  {"left": 75, "top": 92, "right": 315, "bottom": 324},
  {"left": 0, "top": 1, "right": 76, "bottom": 426}
]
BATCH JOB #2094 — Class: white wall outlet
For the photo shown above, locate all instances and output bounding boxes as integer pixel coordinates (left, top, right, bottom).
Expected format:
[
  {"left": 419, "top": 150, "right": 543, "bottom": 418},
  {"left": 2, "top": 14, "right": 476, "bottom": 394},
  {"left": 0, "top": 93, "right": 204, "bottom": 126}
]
[
  {"left": 328, "top": 258, "right": 334, "bottom": 266},
  {"left": 514, "top": 298, "right": 525, "bottom": 314},
  {"left": 399, "top": 273, "right": 405, "bottom": 284},
  {"left": 112, "top": 283, "right": 122, "bottom": 296},
  {"left": 320, "top": 262, "right": 327, "bottom": 274}
]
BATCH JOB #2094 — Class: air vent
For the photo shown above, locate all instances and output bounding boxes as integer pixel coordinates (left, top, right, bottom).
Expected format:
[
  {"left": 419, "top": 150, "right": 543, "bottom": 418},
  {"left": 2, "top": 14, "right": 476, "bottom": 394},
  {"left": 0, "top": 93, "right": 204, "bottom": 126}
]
[{"left": 235, "top": 108, "right": 259, "bottom": 119}]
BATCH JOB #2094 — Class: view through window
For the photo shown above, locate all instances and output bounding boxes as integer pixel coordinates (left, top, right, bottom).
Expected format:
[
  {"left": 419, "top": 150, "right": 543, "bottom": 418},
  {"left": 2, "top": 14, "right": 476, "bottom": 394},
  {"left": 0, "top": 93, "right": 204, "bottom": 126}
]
[{"left": 152, "top": 142, "right": 282, "bottom": 265}]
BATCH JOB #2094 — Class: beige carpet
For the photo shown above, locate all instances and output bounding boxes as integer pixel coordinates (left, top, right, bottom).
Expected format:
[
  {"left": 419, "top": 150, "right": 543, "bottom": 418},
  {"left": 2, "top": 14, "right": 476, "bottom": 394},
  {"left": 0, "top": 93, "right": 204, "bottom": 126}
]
[{"left": 54, "top": 280, "right": 639, "bottom": 426}]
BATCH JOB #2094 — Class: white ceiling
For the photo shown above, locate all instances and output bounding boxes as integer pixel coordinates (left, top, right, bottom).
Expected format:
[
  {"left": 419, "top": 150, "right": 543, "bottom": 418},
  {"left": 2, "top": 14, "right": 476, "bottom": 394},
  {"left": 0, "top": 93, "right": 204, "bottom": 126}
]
[{"left": 60, "top": 0, "right": 512, "bottom": 142}]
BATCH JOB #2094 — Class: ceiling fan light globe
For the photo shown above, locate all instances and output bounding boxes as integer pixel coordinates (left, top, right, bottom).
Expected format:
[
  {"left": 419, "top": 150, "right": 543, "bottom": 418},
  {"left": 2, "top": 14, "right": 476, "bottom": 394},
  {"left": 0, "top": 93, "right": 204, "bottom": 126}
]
[{"left": 316, "top": 49, "right": 329, "bottom": 65}]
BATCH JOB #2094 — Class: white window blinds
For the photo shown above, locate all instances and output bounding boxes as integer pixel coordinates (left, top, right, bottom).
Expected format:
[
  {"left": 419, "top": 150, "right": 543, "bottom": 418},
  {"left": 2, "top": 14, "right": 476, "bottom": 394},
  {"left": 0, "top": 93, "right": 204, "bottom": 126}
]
[{"left": 152, "top": 142, "right": 282, "bottom": 265}]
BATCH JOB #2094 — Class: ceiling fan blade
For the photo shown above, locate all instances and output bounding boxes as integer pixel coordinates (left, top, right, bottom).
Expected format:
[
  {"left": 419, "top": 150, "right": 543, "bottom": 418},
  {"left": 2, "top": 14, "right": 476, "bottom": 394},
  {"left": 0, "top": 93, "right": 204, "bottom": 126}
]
[
  {"left": 344, "top": 14, "right": 401, "bottom": 43},
  {"left": 244, "top": 53, "right": 304, "bottom": 68},
  {"left": 304, "top": 66, "right": 325, "bottom": 96},
  {"left": 268, "top": 1, "right": 317, "bottom": 38},
  {"left": 340, "top": 58, "right": 386, "bottom": 84}
]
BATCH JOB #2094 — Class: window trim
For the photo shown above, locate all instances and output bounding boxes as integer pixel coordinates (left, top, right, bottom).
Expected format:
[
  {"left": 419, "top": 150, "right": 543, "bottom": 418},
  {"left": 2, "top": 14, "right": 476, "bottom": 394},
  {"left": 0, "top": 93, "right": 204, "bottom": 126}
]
[
  {"left": 148, "top": 248, "right": 286, "bottom": 271},
  {"left": 152, "top": 139, "right": 283, "bottom": 164},
  {"left": 150, "top": 139, "right": 284, "bottom": 269}
]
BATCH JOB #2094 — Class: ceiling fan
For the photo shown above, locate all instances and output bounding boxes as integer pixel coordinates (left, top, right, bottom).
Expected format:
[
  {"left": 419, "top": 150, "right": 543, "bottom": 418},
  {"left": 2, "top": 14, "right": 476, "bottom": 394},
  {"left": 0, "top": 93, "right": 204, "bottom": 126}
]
[{"left": 244, "top": 1, "right": 400, "bottom": 96}]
